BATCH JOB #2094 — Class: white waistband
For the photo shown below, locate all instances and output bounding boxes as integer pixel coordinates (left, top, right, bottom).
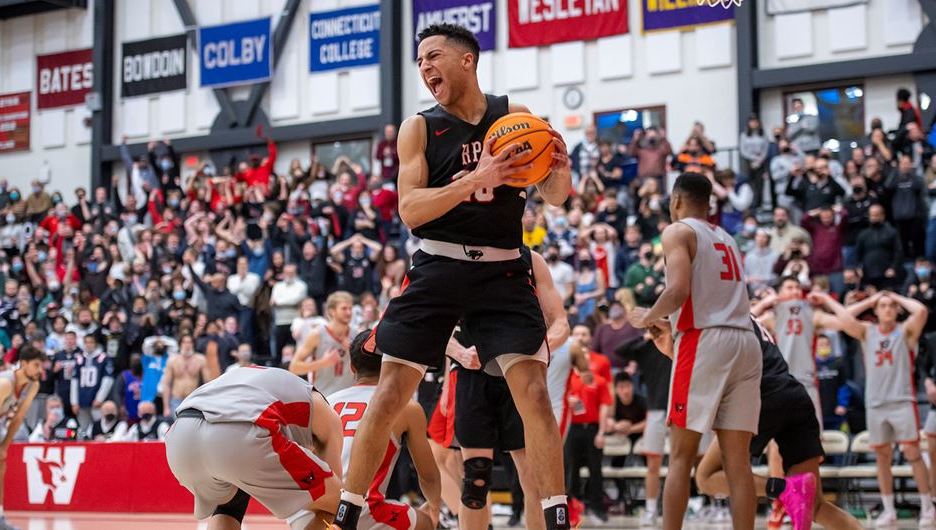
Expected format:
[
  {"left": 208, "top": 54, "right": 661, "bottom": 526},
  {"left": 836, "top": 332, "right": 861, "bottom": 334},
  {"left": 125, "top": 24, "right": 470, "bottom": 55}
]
[{"left": 419, "top": 239, "right": 521, "bottom": 262}]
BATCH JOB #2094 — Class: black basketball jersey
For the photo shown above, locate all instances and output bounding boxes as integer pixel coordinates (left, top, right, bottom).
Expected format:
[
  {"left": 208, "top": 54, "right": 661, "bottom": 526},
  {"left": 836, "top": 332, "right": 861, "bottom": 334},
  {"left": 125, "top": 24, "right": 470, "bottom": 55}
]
[
  {"left": 751, "top": 316, "right": 802, "bottom": 398},
  {"left": 414, "top": 94, "right": 526, "bottom": 249}
]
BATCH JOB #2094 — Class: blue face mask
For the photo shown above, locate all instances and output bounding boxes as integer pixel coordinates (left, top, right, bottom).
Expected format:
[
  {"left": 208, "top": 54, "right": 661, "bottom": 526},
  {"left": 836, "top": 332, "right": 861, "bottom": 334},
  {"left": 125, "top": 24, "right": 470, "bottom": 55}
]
[
  {"left": 9, "top": 192, "right": 19, "bottom": 202},
  {"left": 37, "top": 251, "right": 48, "bottom": 263},
  {"left": 173, "top": 290, "right": 186, "bottom": 301},
  {"left": 167, "top": 198, "right": 180, "bottom": 208},
  {"left": 916, "top": 267, "right": 931, "bottom": 279},
  {"left": 160, "top": 159, "right": 174, "bottom": 171},
  {"left": 11, "top": 262, "right": 23, "bottom": 273},
  {"left": 86, "top": 262, "right": 98, "bottom": 273}
]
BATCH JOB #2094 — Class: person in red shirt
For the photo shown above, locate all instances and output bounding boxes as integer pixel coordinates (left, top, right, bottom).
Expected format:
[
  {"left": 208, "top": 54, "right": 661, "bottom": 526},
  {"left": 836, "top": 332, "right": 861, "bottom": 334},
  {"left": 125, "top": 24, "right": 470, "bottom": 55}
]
[
  {"left": 374, "top": 124, "right": 399, "bottom": 183},
  {"left": 565, "top": 324, "right": 613, "bottom": 522},
  {"left": 236, "top": 126, "right": 277, "bottom": 196}
]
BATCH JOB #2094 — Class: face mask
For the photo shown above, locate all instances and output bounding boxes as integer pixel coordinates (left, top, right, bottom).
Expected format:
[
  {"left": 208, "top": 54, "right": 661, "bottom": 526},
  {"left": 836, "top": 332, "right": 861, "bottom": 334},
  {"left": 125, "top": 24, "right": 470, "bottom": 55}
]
[
  {"left": 360, "top": 198, "right": 371, "bottom": 208},
  {"left": 63, "top": 297, "right": 74, "bottom": 309},
  {"left": 609, "top": 307, "right": 625, "bottom": 320},
  {"left": 11, "top": 262, "right": 22, "bottom": 273},
  {"left": 86, "top": 262, "right": 98, "bottom": 273},
  {"left": 160, "top": 159, "right": 174, "bottom": 171},
  {"left": 547, "top": 253, "right": 559, "bottom": 262},
  {"left": 580, "top": 259, "right": 592, "bottom": 268},
  {"left": 37, "top": 251, "right": 47, "bottom": 263},
  {"left": 140, "top": 413, "right": 154, "bottom": 422},
  {"left": 781, "top": 147, "right": 792, "bottom": 154},
  {"left": 916, "top": 267, "right": 931, "bottom": 279},
  {"left": 870, "top": 220, "right": 883, "bottom": 227},
  {"left": 162, "top": 265, "right": 173, "bottom": 275},
  {"left": 103, "top": 413, "right": 117, "bottom": 422},
  {"left": 48, "top": 281, "right": 61, "bottom": 292},
  {"left": 9, "top": 192, "right": 20, "bottom": 202},
  {"left": 744, "top": 223, "right": 757, "bottom": 234},
  {"left": 5, "top": 214, "right": 14, "bottom": 224},
  {"left": 852, "top": 186, "right": 865, "bottom": 195},
  {"left": 167, "top": 198, "right": 180, "bottom": 208},
  {"left": 252, "top": 247, "right": 264, "bottom": 257},
  {"left": 32, "top": 186, "right": 41, "bottom": 194},
  {"left": 332, "top": 192, "right": 344, "bottom": 204},
  {"left": 173, "top": 290, "right": 186, "bottom": 301},
  {"left": 642, "top": 251, "right": 653, "bottom": 260},
  {"left": 49, "top": 407, "right": 64, "bottom": 423}
]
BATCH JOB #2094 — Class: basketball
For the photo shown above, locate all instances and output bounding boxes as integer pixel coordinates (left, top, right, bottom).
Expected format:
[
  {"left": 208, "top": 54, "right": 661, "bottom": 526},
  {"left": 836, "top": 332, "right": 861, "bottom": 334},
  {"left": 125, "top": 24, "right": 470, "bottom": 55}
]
[{"left": 485, "top": 112, "right": 556, "bottom": 188}]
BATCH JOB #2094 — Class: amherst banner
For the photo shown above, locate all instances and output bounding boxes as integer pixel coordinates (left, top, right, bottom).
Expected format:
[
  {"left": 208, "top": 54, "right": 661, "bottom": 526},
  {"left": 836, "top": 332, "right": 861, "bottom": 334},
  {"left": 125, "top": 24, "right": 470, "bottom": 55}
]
[
  {"left": 198, "top": 17, "right": 272, "bottom": 88},
  {"left": 766, "top": 0, "right": 867, "bottom": 15},
  {"left": 0, "top": 92, "right": 30, "bottom": 153},
  {"left": 643, "top": 0, "right": 734, "bottom": 32},
  {"left": 508, "top": 0, "right": 628, "bottom": 48},
  {"left": 412, "top": 0, "right": 496, "bottom": 59},
  {"left": 309, "top": 5, "right": 381, "bottom": 72},
  {"left": 121, "top": 34, "right": 188, "bottom": 98},
  {"left": 36, "top": 49, "right": 93, "bottom": 110}
]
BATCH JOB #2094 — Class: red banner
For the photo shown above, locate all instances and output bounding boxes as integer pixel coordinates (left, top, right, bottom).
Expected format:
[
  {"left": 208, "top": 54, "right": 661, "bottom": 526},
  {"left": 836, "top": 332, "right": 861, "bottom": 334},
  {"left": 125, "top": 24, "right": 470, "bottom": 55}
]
[
  {"left": 36, "top": 49, "right": 93, "bottom": 110},
  {"left": 4, "top": 442, "right": 269, "bottom": 514},
  {"left": 508, "top": 0, "right": 628, "bottom": 48},
  {"left": 0, "top": 92, "right": 30, "bottom": 153}
]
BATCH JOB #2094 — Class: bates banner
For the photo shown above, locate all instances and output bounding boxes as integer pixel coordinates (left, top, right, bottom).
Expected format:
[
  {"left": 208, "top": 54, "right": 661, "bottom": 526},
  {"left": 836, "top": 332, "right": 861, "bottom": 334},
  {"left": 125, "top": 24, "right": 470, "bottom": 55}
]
[
  {"left": 508, "top": 0, "right": 628, "bottom": 48},
  {"left": 0, "top": 92, "right": 30, "bottom": 153},
  {"left": 36, "top": 49, "right": 93, "bottom": 110}
]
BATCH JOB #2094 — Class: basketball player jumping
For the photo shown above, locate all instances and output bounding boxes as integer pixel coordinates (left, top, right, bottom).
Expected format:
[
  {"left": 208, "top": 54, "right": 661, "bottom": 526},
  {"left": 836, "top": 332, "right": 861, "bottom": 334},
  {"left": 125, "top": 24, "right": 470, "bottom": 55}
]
[
  {"left": 834, "top": 291, "right": 934, "bottom": 527},
  {"left": 333, "top": 23, "right": 572, "bottom": 530},
  {"left": 0, "top": 346, "right": 43, "bottom": 530},
  {"left": 328, "top": 331, "right": 442, "bottom": 530},
  {"left": 629, "top": 173, "right": 762, "bottom": 530},
  {"left": 289, "top": 291, "right": 355, "bottom": 396},
  {"left": 165, "top": 366, "right": 343, "bottom": 530}
]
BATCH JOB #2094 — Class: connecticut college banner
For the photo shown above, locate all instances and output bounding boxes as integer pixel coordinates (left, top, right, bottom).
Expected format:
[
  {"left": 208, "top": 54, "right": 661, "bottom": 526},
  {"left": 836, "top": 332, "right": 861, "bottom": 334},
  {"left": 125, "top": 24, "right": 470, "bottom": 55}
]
[
  {"left": 413, "top": 0, "right": 496, "bottom": 59},
  {"left": 0, "top": 92, "right": 30, "bottom": 153},
  {"left": 309, "top": 5, "right": 381, "bottom": 73},
  {"left": 36, "top": 49, "right": 93, "bottom": 110},
  {"left": 508, "top": 0, "right": 628, "bottom": 48},
  {"left": 643, "top": 0, "right": 734, "bottom": 32},
  {"left": 121, "top": 34, "right": 188, "bottom": 98}
]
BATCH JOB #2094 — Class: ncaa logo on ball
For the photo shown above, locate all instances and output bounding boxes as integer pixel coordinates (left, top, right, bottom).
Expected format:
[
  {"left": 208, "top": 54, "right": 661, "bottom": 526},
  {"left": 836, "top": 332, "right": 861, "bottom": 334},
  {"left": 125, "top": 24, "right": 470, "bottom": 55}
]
[{"left": 488, "top": 121, "right": 531, "bottom": 140}]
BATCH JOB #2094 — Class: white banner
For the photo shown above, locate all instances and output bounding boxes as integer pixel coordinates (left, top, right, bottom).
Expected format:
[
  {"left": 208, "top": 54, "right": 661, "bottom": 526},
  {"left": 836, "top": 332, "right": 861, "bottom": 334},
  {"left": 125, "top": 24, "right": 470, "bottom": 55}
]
[{"left": 766, "top": 0, "right": 867, "bottom": 15}]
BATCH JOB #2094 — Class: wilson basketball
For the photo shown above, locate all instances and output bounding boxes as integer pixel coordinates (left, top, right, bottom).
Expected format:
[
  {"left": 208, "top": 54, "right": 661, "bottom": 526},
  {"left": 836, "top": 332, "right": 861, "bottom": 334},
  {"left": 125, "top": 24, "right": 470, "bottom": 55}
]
[{"left": 485, "top": 113, "right": 556, "bottom": 188}]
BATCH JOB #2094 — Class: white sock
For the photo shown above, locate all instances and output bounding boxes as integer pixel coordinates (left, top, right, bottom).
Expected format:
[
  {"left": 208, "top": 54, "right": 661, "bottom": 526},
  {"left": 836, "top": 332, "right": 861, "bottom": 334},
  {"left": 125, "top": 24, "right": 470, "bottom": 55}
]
[
  {"left": 922, "top": 494, "right": 934, "bottom": 514},
  {"left": 340, "top": 490, "right": 365, "bottom": 507},
  {"left": 540, "top": 495, "right": 568, "bottom": 509},
  {"left": 881, "top": 494, "right": 895, "bottom": 514},
  {"left": 0, "top": 504, "right": 4, "bottom": 517},
  {"left": 645, "top": 497, "right": 657, "bottom": 514}
]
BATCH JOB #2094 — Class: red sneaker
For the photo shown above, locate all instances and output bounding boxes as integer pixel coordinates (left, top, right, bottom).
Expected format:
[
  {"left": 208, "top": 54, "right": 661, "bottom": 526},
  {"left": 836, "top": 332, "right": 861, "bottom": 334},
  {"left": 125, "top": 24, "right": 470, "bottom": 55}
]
[
  {"left": 569, "top": 497, "right": 584, "bottom": 528},
  {"left": 767, "top": 499, "right": 785, "bottom": 530}
]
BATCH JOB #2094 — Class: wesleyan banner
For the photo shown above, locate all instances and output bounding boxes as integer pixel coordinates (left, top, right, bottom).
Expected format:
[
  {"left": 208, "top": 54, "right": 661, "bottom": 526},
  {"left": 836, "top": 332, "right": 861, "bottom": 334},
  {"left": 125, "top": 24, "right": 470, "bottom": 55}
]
[
  {"left": 508, "top": 0, "right": 628, "bottom": 48},
  {"left": 412, "top": 0, "right": 496, "bottom": 59},
  {"left": 643, "top": 0, "right": 734, "bottom": 32},
  {"left": 766, "top": 0, "right": 867, "bottom": 15},
  {"left": 198, "top": 17, "right": 272, "bottom": 88},
  {"left": 36, "top": 49, "right": 93, "bottom": 110},
  {"left": 121, "top": 34, "right": 188, "bottom": 98},
  {"left": 309, "top": 5, "right": 381, "bottom": 73},
  {"left": 0, "top": 92, "right": 30, "bottom": 153}
]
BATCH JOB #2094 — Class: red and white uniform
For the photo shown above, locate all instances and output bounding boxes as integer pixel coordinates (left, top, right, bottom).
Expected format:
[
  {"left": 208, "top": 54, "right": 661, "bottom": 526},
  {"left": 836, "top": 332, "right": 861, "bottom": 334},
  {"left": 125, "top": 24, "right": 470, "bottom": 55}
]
[
  {"left": 310, "top": 325, "right": 354, "bottom": 396},
  {"left": 668, "top": 218, "right": 761, "bottom": 434},
  {"left": 329, "top": 384, "right": 418, "bottom": 530},
  {"left": 546, "top": 338, "right": 574, "bottom": 437},
  {"left": 165, "top": 366, "right": 333, "bottom": 520},
  {"left": 862, "top": 325, "right": 920, "bottom": 446},
  {"left": 774, "top": 299, "right": 822, "bottom": 424},
  {"left": 428, "top": 366, "right": 458, "bottom": 447}
]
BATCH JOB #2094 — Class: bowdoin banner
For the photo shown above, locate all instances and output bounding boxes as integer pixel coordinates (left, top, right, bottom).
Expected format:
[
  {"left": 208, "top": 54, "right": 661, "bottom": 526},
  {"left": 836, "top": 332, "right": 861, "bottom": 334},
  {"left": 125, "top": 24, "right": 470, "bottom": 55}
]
[
  {"left": 309, "top": 5, "right": 381, "bottom": 72},
  {"left": 412, "top": 0, "right": 496, "bottom": 59},
  {"left": 36, "top": 49, "right": 93, "bottom": 110},
  {"left": 121, "top": 34, "right": 188, "bottom": 98},
  {"left": 0, "top": 92, "right": 31, "bottom": 153},
  {"left": 198, "top": 17, "right": 272, "bottom": 88},
  {"left": 508, "top": 0, "right": 628, "bottom": 47}
]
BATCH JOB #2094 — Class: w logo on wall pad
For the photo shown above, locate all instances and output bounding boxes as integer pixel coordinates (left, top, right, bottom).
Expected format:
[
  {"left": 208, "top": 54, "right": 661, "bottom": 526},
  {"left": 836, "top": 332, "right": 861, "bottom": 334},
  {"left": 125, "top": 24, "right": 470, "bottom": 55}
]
[{"left": 22, "top": 446, "right": 86, "bottom": 504}]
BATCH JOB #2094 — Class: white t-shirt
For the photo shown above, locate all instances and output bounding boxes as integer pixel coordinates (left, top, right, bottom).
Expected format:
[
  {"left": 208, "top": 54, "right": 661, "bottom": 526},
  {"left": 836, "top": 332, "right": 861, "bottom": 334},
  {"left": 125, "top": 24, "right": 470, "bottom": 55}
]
[{"left": 548, "top": 261, "right": 575, "bottom": 301}]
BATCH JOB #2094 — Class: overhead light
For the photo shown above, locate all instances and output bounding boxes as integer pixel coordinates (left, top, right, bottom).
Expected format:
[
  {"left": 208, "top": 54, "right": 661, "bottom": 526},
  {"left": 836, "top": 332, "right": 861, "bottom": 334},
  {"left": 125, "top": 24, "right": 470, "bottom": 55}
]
[{"left": 620, "top": 110, "right": 639, "bottom": 122}]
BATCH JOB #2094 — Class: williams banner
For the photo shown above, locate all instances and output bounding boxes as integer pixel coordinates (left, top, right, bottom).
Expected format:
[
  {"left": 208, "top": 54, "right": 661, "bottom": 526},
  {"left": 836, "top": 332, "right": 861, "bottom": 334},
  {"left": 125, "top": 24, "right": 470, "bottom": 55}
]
[
  {"left": 642, "top": 0, "right": 734, "bottom": 32},
  {"left": 121, "top": 34, "right": 188, "bottom": 98},
  {"left": 508, "top": 0, "right": 628, "bottom": 48},
  {"left": 0, "top": 92, "right": 30, "bottom": 153},
  {"left": 412, "top": 0, "right": 496, "bottom": 59}
]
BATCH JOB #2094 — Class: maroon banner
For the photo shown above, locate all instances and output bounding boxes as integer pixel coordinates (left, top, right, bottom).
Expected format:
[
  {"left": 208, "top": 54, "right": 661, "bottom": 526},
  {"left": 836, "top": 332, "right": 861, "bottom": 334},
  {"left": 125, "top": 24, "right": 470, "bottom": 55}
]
[
  {"left": 5, "top": 442, "right": 269, "bottom": 514},
  {"left": 36, "top": 49, "right": 93, "bottom": 110},
  {"left": 0, "top": 92, "right": 30, "bottom": 153},
  {"left": 508, "top": 0, "right": 628, "bottom": 48}
]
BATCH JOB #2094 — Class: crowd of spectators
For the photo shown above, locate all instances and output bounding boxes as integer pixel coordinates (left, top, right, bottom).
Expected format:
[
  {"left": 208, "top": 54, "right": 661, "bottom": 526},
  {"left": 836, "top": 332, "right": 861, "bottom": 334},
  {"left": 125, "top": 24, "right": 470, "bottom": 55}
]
[{"left": 2, "top": 87, "right": 935, "bottom": 518}]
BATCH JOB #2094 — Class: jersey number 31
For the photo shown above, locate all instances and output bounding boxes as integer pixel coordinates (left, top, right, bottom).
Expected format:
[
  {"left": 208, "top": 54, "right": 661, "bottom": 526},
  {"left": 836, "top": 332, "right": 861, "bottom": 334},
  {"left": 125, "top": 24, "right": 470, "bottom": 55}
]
[{"left": 714, "top": 243, "right": 742, "bottom": 282}]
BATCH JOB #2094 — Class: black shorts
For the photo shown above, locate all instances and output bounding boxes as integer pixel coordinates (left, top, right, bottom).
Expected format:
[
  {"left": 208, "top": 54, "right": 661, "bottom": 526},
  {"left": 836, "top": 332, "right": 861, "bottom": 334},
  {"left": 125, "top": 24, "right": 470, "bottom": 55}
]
[
  {"left": 750, "top": 383, "right": 824, "bottom": 472},
  {"left": 454, "top": 366, "right": 525, "bottom": 451},
  {"left": 374, "top": 250, "right": 546, "bottom": 370}
]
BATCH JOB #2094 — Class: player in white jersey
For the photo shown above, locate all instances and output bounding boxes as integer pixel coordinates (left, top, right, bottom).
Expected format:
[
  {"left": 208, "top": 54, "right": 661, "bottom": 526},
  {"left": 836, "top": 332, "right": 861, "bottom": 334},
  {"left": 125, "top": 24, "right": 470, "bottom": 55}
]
[
  {"left": 831, "top": 290, "right": 935, "bottom": 527},
  {"left": 165, "top": 366, "right": 343, "bottom": 530},
  {"left": 290, "top": 291, "right": 354, "bottom": 396},
  {"left": 629, "top": 173, "right": 761, "bottom": 530},
  {"left": 328, "top": 330, "right": 442, "bottom": 530},
  {"left": 0, "top": 346, "right": 42, "bottom": 530},
  {"left": 546, "top": 336, "right": 591, "bottom": 440}
]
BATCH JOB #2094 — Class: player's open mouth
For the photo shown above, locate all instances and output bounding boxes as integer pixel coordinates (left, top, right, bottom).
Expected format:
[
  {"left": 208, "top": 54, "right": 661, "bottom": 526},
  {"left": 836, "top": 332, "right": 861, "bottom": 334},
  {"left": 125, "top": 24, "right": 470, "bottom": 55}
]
[{"left": 427, "top": 76, "right": 443, "bottom": 95}]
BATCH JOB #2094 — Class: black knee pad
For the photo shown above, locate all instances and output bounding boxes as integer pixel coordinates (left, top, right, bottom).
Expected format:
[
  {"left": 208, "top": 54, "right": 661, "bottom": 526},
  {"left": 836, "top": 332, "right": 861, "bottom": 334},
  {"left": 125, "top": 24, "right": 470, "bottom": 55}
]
[
  {"left": 461, "top": 457, "right": 493, "bottom": 510},
  {"left": 213, "top": 488, "right": 250, "bottom": 523}
]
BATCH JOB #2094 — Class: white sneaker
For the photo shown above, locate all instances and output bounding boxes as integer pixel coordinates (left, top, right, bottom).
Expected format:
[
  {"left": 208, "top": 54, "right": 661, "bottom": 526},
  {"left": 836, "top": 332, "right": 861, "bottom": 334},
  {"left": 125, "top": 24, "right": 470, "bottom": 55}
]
[
  {"left": 920, "top": 510, "right": 936, "bottom": 528},
  {"left": 639, "top": 509, "right": 657, "bottom": 527},
  {"left": 874, "top": 510, "right": 897, "bottom": 528},
  {"left": 707, "top": 506, "right": 731, "bottom": 524}
]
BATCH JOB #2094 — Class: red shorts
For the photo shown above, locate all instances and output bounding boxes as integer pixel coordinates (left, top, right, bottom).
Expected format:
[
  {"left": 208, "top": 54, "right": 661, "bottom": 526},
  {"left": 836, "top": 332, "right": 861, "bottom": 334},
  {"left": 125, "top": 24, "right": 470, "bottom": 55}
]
[{"left": 427, "top": 370, "right": 457, "bottom": 447}]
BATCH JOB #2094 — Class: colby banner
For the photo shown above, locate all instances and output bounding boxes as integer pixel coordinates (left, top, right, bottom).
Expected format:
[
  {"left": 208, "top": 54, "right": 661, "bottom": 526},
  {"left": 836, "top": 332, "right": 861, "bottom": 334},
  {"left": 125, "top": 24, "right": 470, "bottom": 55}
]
[
  {"left": 36, "top": 49, "right": 93, "bottom": 110},
  {"left": 642, "top": 0, "right": 735, "bottom": 32},
  {"left": 412, "top": 0, "right": 496, "bottom": 59},
  {"left": 309, "top": 5, "right": 381, "bottom": 72},
  {"left": 198, "top": 17, "right": 272, "bottom": 88},
  {"left": 121, "top": 34, "right": 188, "bottom": 98},
  {"left": 508, "top": 0, "right": 628, "bottom": 48},
  {"left": 0, "top": 92, "right": 30, "bottom": 153}
]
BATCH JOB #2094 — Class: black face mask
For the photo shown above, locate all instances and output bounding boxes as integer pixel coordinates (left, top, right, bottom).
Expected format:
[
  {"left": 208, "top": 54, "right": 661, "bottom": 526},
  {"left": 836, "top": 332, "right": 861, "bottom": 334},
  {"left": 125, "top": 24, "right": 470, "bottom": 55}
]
[
  {"left": 852, "top": 186, "right": 865, "bottom": 195},
  {"left": 580, "top": 259, "right": 592, "bottom": 268},
  {"left": 870, "top": 220, "right": 883, "bottom": 227},
  {"left": 844, "top": 282, "right": 859, "bottom": 292},
  {"left": 547, "top": 254, "right": 559, "bottom": 262},
  {"left": 104, "top": 413, "right": 117, "bottom": 422},
  {"left": 642, "top": 251, "right": 653, "bottom": 260},
  {"left": 140, "top": 413, "right": 154, "bottom": 422}
]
